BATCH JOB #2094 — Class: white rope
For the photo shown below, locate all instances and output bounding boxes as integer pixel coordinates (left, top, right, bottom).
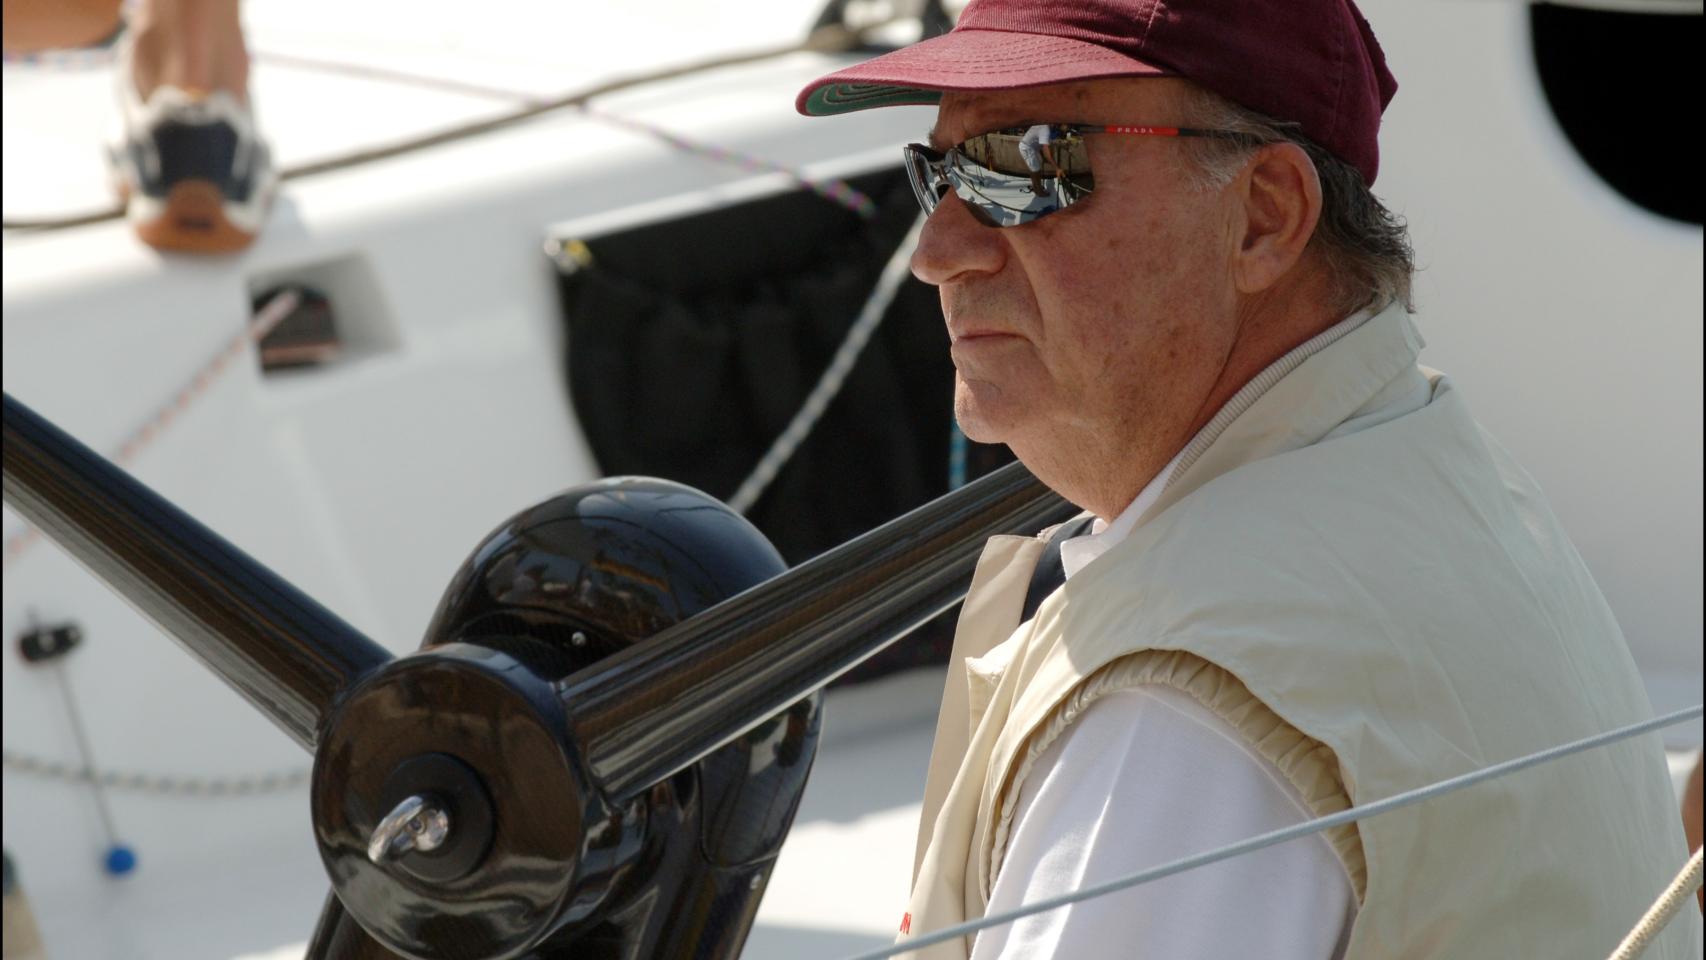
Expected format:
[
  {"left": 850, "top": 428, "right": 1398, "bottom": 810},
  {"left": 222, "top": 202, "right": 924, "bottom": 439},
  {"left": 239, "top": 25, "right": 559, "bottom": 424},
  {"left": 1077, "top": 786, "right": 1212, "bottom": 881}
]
[
  {"left": 1608, "top": 847, "right": 1704, "bottom": 960},
  {"left": 842, "top": 703, "right": 1705, "bottom": 960},
  {"left": 727, "top": 213, "right": 926, "bottom": 515}
]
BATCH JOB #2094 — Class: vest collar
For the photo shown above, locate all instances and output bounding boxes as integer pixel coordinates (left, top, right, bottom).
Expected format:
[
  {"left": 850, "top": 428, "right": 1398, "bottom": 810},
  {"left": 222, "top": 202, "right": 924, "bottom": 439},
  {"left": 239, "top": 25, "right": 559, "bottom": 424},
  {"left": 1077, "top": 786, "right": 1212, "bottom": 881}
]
[{"left": 1146, "top": 300, "right": 1422, "bottom": 524}]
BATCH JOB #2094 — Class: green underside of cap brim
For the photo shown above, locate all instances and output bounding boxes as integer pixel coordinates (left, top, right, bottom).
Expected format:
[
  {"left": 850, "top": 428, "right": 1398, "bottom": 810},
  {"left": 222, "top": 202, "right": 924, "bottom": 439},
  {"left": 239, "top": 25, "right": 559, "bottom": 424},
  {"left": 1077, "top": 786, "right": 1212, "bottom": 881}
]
[{"left": 804, "top": 83, "right": 945, "bottom": 116}]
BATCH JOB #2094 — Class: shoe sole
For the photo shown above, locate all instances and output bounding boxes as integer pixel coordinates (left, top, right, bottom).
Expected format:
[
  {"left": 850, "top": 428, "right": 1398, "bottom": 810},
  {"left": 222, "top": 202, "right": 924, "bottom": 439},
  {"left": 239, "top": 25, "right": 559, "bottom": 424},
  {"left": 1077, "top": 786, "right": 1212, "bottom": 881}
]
[{"left": 129, "top": 180, "right": 259, "bottom": 254}]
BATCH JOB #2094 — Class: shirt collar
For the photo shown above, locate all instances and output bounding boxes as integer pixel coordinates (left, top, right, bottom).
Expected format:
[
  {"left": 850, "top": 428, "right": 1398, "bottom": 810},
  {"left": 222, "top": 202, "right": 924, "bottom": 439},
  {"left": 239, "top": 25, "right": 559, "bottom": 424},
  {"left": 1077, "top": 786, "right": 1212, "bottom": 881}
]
[{"left": 1059, "top": 444, "right": 1186, "bottom": 581}]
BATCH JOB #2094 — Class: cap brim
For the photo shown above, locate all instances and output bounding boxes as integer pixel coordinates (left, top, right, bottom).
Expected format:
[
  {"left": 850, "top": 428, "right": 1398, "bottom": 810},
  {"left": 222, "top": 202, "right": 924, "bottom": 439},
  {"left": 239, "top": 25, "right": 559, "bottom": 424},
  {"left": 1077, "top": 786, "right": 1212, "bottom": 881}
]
[{"left": 798, "top": 29, "right": 1170, "bottom": 117}]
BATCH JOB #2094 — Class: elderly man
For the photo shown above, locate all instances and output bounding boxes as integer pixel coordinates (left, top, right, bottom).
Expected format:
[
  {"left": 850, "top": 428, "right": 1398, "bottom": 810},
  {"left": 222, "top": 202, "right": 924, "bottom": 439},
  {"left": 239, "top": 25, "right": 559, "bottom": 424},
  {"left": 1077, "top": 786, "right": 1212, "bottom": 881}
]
[{"left": 798, "top": 1, "right": 1700, "bottom": 958}]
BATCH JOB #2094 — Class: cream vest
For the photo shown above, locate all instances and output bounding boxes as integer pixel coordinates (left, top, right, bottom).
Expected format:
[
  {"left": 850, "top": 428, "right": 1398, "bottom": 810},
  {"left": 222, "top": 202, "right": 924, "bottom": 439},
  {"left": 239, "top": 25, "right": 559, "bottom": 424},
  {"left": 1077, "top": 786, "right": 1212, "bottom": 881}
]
[{"left": 899, "top": 303, "right": 1701, "bottom": 959}]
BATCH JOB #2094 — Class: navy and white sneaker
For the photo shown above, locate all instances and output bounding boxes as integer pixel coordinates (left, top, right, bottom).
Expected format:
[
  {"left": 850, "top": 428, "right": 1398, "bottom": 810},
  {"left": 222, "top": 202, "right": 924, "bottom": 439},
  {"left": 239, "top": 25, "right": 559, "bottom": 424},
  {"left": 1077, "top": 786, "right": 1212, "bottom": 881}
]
[{"left": 110, "top": 79, "right": 276, "bottom": 252}]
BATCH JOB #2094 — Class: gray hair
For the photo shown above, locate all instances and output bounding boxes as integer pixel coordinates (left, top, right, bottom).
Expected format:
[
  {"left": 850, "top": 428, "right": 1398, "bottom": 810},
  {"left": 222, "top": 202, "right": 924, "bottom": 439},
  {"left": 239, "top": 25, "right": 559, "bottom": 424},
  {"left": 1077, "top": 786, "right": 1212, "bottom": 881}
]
[{"left": 1177, "top": 87, "right": 1415, "bottom": 314}]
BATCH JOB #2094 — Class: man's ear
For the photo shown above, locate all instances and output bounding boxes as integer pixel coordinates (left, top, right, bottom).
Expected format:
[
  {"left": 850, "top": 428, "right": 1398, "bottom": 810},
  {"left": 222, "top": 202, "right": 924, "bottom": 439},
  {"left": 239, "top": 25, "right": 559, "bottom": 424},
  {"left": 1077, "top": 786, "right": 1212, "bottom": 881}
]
[{"left": 1231, "top": 142, "right": 1323, "bottom": 295}]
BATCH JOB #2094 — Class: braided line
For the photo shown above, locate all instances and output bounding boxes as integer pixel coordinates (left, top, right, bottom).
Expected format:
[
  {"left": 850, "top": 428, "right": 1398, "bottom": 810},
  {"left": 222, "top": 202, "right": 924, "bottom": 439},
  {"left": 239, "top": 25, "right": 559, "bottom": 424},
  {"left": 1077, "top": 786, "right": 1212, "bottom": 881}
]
[
  {"left": 3, "top": 288, "right": 301, "bottom": 570},
  {"left": 3, "top": 749, "right": 309, "bottom": 796},
  {"left": 1608, "top": 847, "right": 1705, "bottom": 960},
  {"left": 577, "top": 105, "right": 877, "bottom": 219}
]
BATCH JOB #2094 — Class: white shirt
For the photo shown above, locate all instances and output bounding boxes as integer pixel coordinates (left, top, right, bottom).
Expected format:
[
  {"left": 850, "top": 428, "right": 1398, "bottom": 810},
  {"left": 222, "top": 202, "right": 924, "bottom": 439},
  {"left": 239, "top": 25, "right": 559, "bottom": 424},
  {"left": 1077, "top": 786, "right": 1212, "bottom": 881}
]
[
  {"left": 969, "top": 456, "right": 1358, "bottom": 960},
  {"left": 1016, "top": 125, "right": 1054, "bottom": 172},
  {"left": 1018, "top": 124, "right": 1055, "bottom": 149}
]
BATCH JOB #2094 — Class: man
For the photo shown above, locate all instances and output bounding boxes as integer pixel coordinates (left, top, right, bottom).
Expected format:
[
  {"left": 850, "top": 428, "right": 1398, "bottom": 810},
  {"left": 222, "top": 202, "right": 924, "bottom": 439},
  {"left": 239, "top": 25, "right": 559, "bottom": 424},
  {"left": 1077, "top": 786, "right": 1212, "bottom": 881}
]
[
  {"left": 1015, "top": 124, "right": 1063, "bottom": 199},
  {"left": 798, "top": 1, "right": 1701, "bottom": 958}
]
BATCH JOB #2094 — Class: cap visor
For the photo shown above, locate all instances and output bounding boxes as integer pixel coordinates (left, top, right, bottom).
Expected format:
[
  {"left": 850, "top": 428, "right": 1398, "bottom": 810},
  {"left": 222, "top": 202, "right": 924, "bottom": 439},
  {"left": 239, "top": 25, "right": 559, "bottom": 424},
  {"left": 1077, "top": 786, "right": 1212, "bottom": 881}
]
[{"left": 798, "top": 29, "right": 1168, "bottom": 116}]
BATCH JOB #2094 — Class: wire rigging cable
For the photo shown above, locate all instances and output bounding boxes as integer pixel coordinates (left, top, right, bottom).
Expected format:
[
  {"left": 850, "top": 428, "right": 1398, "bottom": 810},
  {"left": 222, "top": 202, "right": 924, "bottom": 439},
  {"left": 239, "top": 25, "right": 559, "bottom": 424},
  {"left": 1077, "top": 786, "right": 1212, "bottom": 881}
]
[{"left": 837, "top": 703, "right": 1704, "bottom": 960}]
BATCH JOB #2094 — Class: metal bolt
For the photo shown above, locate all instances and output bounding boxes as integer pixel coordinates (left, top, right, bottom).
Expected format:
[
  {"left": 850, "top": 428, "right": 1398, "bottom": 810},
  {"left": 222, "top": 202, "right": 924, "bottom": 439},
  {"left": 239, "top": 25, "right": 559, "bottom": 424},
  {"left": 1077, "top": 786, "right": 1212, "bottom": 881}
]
[
  {"left": 368, "top": 794, "right": 450, "bottom": 865},
  {"left": 545, "top": 237, "right": 594, "bottom": 274},
  {"left": 571, "top": 631, "right": 588, "bottom": 647}
]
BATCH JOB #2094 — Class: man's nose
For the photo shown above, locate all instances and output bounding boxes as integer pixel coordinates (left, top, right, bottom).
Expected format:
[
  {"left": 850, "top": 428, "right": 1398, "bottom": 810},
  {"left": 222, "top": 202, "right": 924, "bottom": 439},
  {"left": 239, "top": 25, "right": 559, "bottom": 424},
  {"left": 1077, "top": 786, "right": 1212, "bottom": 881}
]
[{"left": 910, "top": 193, "right": 1006, "bottom": 287}]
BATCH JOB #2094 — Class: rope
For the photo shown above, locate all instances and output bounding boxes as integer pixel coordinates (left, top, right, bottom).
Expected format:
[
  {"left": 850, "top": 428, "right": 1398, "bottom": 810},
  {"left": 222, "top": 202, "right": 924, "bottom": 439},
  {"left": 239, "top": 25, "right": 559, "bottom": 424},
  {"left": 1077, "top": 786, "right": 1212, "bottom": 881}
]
[
  {"left": 842, "top": 703, "right": 1705, "bottom": 960},
  {"left": 247, "top": 49, "right": 540, "bottom": 103},
  {"left": 2, "top": 23, "right": 886, "bottom": 231},
  {"left": 1608, "top": 847, "right": 1705, "bottom": 960},
  {"left": 576, "top": 104, "right": 876, "bottom": 219},
  {"left": 3, "top": 287, "right": 301, "bottom": 570},
  {"left": 727, "top": 212, "right": 925, "bottom": 515},
  {"left": 2, "top": 750, "right": 309, "bottom": 796},
  {"left": 196, "top": 52, "right": 880, "bottom": 218}
]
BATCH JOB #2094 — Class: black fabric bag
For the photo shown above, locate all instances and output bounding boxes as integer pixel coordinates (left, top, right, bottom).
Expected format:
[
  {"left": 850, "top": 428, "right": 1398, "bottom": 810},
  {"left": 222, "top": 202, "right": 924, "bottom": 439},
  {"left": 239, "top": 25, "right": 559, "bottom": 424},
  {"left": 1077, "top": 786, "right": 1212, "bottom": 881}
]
[{"left": 557, "top": 168, "right": 1013, "bottom": 682}]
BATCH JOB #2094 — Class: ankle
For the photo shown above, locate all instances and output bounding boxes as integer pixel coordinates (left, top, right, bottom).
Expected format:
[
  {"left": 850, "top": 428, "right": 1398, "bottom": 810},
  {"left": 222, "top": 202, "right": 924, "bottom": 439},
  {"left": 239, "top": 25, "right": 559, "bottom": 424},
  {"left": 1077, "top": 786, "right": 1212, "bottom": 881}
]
[{"left": 126, "top": 10, "right": 249, "bottom": 102}]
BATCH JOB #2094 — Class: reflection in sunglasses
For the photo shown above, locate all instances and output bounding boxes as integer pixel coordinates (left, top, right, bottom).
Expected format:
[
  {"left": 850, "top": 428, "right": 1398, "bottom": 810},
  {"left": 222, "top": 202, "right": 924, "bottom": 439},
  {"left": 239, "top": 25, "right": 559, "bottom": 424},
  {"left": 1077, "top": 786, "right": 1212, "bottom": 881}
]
[
  {"left": 907, "top": 122, "right": 1247, "bottom": 227},
  {"left": 904, "top": 128, "right": 1099, "bottom": 227},
  {"left": 948, "top": 144, "right": 1092, "bottom": 227},
  {"left": 952, "top": 159, "right": 1071, "bottom": 227}
]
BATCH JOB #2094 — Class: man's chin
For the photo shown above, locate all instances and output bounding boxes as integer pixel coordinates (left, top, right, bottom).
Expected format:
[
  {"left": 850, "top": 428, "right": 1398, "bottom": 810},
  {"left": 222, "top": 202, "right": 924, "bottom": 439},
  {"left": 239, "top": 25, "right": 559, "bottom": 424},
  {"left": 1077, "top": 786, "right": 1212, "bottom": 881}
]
[
  {"left": 952, "top": 393, "right": 1021, "bottom": 446},
  {"left": 956, "top": 419, "right": 1003, "bottom": 445}
]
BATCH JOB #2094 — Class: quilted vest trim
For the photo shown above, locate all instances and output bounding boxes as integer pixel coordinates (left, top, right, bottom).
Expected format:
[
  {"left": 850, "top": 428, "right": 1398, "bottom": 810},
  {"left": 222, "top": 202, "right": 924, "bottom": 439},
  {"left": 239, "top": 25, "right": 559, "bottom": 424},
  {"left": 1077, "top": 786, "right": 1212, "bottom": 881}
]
[{"left": 986, "top": 649, "right": 1368, "bottom": 904}]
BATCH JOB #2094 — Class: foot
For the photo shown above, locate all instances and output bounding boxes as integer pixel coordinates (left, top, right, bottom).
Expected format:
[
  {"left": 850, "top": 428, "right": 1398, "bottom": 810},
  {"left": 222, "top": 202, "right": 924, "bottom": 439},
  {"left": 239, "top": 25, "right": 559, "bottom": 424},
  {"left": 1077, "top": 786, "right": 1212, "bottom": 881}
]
[
  {"left": 110, "top": 7, "right": 273, "bottom": 253},
  {"left": 110, "top": 77, "right": 277, "bottom": 253}
]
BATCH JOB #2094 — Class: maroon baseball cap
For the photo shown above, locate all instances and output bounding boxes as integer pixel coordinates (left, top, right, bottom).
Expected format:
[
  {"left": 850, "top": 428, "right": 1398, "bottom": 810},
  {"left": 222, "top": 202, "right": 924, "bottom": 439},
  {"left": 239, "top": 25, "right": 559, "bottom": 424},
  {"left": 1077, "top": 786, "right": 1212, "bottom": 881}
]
[{"left": 797, "top": 0, "right": 1398, "bottom": 185}]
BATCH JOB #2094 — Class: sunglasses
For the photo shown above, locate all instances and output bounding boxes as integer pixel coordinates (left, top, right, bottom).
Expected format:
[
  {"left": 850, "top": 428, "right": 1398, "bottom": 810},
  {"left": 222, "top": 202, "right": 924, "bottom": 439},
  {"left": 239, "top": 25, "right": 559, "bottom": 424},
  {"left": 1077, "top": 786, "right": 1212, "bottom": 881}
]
[{"left": 903, "top": 123, "right": 1253, "bottom": 228}]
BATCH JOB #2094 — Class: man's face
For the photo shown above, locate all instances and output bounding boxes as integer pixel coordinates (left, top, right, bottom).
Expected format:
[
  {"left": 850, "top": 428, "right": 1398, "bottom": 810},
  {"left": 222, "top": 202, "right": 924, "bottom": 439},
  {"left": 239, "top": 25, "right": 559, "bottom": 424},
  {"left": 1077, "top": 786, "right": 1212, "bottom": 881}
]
[{"left": 914, "top": 78, "right": 1244, "bottom": 495}]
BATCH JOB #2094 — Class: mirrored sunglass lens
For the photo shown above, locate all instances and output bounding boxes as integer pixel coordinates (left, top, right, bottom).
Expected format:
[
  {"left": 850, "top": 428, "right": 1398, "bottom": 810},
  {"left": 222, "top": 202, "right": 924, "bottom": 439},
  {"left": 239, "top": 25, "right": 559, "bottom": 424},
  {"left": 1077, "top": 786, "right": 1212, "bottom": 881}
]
[
  {"left": 904, "top": 145, "right": 951, "bottom": 215},
  {"left": 952, "top": 126, "right": 1095, "bottom": 226},
  {"left": 903, "top": 148, "right": 930, "bottom": 212}
]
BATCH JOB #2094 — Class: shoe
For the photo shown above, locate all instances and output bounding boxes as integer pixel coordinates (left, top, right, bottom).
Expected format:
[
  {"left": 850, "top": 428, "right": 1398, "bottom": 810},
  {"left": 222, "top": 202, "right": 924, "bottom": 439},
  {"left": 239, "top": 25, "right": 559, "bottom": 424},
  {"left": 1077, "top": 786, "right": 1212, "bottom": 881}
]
[{"left": 110, "top": 72, "right": 277, "bottom": 253}]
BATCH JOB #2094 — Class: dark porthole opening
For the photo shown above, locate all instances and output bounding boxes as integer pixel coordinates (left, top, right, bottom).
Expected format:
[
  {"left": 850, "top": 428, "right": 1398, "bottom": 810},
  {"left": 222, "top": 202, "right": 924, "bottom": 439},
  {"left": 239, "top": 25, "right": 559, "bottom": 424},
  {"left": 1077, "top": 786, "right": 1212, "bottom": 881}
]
[{"left": 1531, "top": 3, "right": 1701, "bottom": 226}]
